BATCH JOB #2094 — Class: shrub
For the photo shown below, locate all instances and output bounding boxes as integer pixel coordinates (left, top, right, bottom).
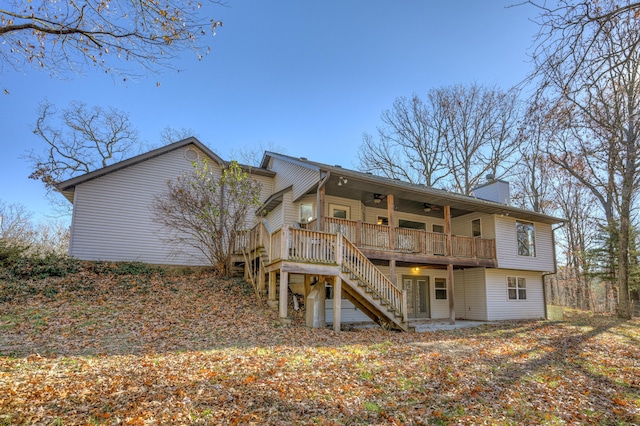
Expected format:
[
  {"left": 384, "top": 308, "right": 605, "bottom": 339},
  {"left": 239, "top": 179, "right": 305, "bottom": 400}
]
[{"left": 0, "top": 239, "right": 29, "bottom": 270}]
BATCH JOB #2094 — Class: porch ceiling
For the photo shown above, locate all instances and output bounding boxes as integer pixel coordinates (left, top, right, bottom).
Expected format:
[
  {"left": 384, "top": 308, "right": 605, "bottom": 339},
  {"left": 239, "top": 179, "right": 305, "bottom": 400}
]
[{"left": 308, "top": 169, "right": 563, "bottom": 225}]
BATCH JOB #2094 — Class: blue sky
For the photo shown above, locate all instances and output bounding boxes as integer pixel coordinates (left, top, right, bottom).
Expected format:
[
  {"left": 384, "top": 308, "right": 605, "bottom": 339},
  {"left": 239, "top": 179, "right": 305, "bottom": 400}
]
[{"left": 0, "top": 0, "right": 539, "bottom": 223}]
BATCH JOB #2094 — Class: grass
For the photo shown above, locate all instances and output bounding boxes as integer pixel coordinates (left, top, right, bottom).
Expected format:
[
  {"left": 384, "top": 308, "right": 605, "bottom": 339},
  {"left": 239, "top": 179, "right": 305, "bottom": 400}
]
[{"left": 0, "top": 264, "right": 638, "bottom": 424}]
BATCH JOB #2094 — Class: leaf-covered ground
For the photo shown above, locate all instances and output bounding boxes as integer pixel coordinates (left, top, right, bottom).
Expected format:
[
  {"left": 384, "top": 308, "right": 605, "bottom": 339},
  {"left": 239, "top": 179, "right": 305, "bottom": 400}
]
[{"left": 0, "top": 268, "right": 638, "bottom": 425}]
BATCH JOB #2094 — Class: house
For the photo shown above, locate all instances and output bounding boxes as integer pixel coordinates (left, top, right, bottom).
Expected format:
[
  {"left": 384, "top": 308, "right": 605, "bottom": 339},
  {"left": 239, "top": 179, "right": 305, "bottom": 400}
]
[{"left": 57, "top": 138, "right": 564, "bottom": 331}]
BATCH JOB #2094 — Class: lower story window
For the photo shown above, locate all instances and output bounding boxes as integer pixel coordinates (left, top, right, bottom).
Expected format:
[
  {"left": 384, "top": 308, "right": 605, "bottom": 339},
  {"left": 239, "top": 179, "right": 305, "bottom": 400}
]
[
  {"left": 507, "top": 276, "right": 527, "bottom": 300},
  {"left": 434, "top": 278, "right": 447, "bottom": 300}
]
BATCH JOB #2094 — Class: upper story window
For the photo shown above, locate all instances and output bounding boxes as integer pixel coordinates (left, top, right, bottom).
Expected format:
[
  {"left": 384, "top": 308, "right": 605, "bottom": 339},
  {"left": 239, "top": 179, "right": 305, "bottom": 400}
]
[
  {"left": 471, "top": 218, "right": 481, "bottom": 237},
  {"left": 432, "top": 224, "right": 444, "bottom": 233},
  {"left": 516, "top": 221, "right": 536, "bottom": 257},
  {"left": 299, "top": 203, "right": 314, "bottom": 223},
  {"left": 330, "top": 204, "right": 350, "bottom": 219},
  {"left": 398, "top": 219, "right": 425, "bottom": 230}
]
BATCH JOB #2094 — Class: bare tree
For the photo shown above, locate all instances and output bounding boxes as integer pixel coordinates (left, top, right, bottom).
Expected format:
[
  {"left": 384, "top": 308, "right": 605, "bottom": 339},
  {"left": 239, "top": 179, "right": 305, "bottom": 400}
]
[
  {"left": 438, "top": 84, "right": 521, "bottom": 195},
  {"left": 27, "top": 100, "right": 140, "bottom": 216},
  {"left": 511, "top": 99, "right": 558, "bottom": 213},
  {"left": 27, "top": 99, "right": 140, "bottom": 198},
  {"left": 0, "top": 200, "right": 35, "bottom": 244},
  {"left": 230, "top": 141, "right": 288, "bottom": 167},
  {"left": 0, "top": 1, "right": 223, "bottom": 84},
  {"left": 159, "top": 127, "right": 199, "bottom": 146},
  {"left": 359, "top": 85, "right": 521, "bottom": 194},
  {"left": 530, "top": 0, "right": 640, "bottom": 318},
  {"left": 357, "top": 94, "right": 449, "bottom": 186},
  {"left": 152, "top": 159, "right": 262, "bottom": 276},
  {"left": 527, "top": 1, "right": 640, "bottom": 89}
]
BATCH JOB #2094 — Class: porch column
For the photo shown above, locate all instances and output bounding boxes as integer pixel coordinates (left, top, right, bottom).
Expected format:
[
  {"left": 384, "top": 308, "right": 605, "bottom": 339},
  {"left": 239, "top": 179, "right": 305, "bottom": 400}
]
[
  {"left": 447, "top": 264, "right": 455, "bottom": 325},
  {"left": 280, "top": 270, "right": 289, "bottom": 319},
  {"left": 444, "top": 205, "right": 452, "bottom": 256},
  {"left": 317, "top": 179, "right": 326, "bottom": 232},
  {"left": 333, "top": 275, "right": 342, "bottom": 332},
  {"left": 387, "top": 194, "right": 395, "bottom": 250}
]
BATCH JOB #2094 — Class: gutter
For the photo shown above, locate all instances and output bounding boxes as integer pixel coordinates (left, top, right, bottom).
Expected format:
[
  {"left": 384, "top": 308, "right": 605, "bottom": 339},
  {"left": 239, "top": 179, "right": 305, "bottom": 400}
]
[
  {"left": 316, "top": 171, "right": 330, "bottom": 230},
  {"left": 542, "top": 222, "right": 566, "bottom": 320}
]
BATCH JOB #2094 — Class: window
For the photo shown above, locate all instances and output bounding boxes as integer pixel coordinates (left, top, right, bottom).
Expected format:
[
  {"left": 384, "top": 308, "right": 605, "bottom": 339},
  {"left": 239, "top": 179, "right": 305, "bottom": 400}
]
[
  {"left": 472, "top": 219, "right": 481, "bottom": 237},
  {"left": 516, "top": 221, "right": 536, "bottom": 256},
  {"left": 434, "top": 278, "right": 447, "bottom": 300},
  {"left": 398, "top": 219, "right": 426, "bottom": 230},
  {"left": 507, "top": 276, "right": 527, "bottom": 300},
  {"left": 432, "top": 224, "right": 444, "bottom": 233},
  {"left": 329, "top": 204, "right": 350, "bottom": 219},
  {"left": 377, "top": 216, "right": 389, "bottom": 226},
  {"left": 299, "top": 203, "right": 314, "bottom": 223}
]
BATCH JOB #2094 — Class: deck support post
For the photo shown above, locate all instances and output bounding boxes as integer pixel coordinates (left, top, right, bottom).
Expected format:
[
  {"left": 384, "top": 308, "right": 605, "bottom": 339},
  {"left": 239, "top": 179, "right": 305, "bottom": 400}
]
[
  {"left": 268, "top": 271, "right": 276, "bottom": 301},
  {"left": 447, "top": 263, "right": 455, "bottom": 325},
  {"left": 280, "top": 270, "right": 289, "bottom": 320},
  {"left": 389, "top": 259, "right": 397, "bottom": 285},
  {"left": 333, "top": 275, "right": 342, "bottom": 332},
  {"left": 259, "top": 262, "right": 266, "bottom": 293},
  {"left": 304, "top": 274, "right": 312, "bottom": 300}
]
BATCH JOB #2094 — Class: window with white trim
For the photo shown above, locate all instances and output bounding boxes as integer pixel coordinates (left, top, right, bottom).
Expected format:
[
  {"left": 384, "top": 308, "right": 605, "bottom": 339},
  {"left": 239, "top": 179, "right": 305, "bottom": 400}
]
[
  {"left": 434, "top": 278, "right": 447, "bottom": 300},
  {"left": 507, "top": 276, "right": 527, "bottom": 300},
  {"left": 516, "top": 221, "right": 536, "bottom": 257},
  {"left": 299, "top": 202, "right": 314, "bottom": 223},
  {"left": 472, "top": 218, "right": 481, "bottom": 237}
]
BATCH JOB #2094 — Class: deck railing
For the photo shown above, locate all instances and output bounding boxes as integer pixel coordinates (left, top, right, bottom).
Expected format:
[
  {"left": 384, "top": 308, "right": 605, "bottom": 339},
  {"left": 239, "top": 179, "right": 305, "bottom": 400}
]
[
  {"left": 322, "top": 217, "right": 495, "bottom": 259},
  {"left": 239, "top": 217, "right": 496, "bottom": 261},
  {"left": 266, "top": 226, "right": 406, "bottom": 325},
  {"left": 235, "top": 220, "right": 272, "bottom": 258}
]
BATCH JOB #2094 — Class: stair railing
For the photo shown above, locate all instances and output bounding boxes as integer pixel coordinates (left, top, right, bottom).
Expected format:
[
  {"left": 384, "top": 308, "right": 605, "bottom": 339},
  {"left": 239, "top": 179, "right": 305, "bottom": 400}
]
[{"left": 338, "top": 234, "right": 407, "bottom": 323}]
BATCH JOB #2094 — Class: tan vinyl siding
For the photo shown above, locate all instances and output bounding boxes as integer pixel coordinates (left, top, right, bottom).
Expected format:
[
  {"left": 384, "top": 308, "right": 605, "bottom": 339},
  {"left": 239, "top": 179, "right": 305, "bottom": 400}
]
[
  {"left": 267, "top": 203, "right": 284, "bottom": 231},
  {"left": 485, "top": 269, "right": 545, "bottom": 320},
  {"left": 452, "top": 213, "right": 496, "bottom": 239},
  {"left": 69, "top": 147, "right": 219, "bottom": 265},
  {"left": 247, "top": 173, "right": 274, "bottom": 229},
  {"left": 455, "top": 268, "right": 488, "bottom": 320},
  {"left": 283, "top": 191, "right": 298, "bottom": 226},
  {"left": 326, "top": 299, "right": 373, "bottom": 323},
  {"left": 495, "top": 216, "right": 555, "bottom": 271},
  {"left": 325, "top": 196, "right": 363, "bottom": 221},
  {"left": 269, "top": 157, "right": 318, "bottom": 199}
]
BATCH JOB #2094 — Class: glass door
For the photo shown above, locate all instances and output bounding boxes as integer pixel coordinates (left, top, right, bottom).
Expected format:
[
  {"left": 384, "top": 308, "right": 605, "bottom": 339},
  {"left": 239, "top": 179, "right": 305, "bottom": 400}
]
[{"left": 402, "top": 276, "right": 430, "bottom": 319}]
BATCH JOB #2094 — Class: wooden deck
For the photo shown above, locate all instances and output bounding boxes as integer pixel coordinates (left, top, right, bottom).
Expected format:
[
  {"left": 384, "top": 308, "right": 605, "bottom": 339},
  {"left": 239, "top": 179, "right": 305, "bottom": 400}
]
[
  {"left": 236, "top": 217, "right": 498, "bottom": 268},
  {"left": 305, "top": 217, "right": 497, "bottom": 266},
  {"left": 236, "top": 218, "right": 498, "bottom": 331}
]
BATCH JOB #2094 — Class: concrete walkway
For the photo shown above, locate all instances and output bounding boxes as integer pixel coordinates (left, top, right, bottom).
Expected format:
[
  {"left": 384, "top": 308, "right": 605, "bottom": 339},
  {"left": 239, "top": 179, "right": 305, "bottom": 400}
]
[{"left": 412, "top": 320, "right": 497, "bottom": 332}]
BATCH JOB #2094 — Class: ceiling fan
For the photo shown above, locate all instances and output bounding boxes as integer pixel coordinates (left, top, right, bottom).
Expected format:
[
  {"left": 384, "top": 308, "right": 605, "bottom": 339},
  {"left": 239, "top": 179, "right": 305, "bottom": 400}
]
[{"left": 423, "top": 203, "right": 441, "bottom": 212}]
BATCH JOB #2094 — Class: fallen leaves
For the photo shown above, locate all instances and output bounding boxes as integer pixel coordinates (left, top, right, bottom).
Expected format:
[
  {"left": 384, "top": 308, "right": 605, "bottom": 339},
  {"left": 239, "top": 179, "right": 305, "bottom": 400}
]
[{"left": 0, "top": 267, "right": 638, "bottom": 424}]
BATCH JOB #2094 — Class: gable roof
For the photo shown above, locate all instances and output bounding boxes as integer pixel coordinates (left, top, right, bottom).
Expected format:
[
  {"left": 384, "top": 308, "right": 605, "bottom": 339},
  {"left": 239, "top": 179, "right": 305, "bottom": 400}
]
[
  {"left": 261, "top": 151, "right": 564, "bottom": 225},
  {"left": 56, "top": 137, "right": 275, "bottom": 202}
]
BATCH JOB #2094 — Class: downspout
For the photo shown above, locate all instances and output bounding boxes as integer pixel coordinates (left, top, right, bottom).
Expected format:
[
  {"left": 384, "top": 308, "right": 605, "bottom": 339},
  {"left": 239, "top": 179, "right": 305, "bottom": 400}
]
[
  {"left": 542, "top": 222, "right": 566, "bottom": 320},
  {"left": 316, "top": 171, "right": 330, "bottom": 232}
]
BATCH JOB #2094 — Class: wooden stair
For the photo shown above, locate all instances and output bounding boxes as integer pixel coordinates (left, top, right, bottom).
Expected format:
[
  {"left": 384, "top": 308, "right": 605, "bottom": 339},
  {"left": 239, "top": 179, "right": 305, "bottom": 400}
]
[
  {"left": 238, "top": 223, "right": 409, "bottom": 332},
  {"left": 336, "top": 234, "right": 409, "bottom": 332}
]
